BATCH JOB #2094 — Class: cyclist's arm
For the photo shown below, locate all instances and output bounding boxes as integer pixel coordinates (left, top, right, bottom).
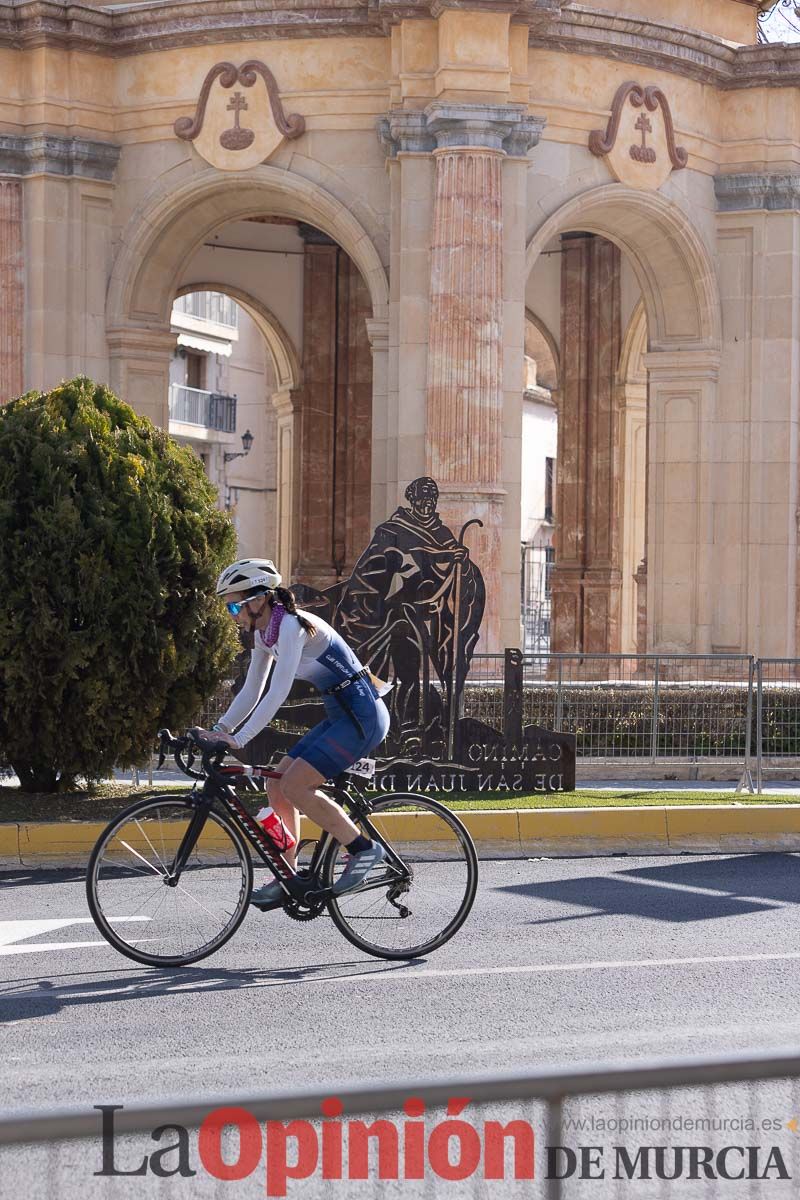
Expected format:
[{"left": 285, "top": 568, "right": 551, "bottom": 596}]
[
  {"left": 216, "top": 644, "right": 273, "bottom": 733},
  {"left": 231, "top": 618, "right": 306, "bottom": 748}
]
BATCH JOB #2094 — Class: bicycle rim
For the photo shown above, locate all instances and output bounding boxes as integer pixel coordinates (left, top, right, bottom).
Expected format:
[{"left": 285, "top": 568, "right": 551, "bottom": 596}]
[
  {"left": 86, "top": 795, "right": 253, "bottom": 967},
  {"left": 323, "top": 793, "right": 478, "bottom": 960}
]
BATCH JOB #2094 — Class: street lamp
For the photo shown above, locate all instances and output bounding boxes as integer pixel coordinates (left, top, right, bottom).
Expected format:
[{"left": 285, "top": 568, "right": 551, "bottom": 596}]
[{"left": 224, "top": 429, "right": 254, "bottom": 463}]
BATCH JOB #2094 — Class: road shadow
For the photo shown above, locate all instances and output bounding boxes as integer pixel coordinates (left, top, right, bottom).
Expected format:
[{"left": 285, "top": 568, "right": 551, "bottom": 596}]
[
  {"left": 617, "top": 852, "right": 800, "bottom": 904},
  {"left": 496, "top": 853, "right": 791, "bottom": 926},
  {"left": 0, "top": 868, "right": 85, "bottom": 890},
  {"left": 0, "top": 956, "right": 422, "bottom": 1024}
]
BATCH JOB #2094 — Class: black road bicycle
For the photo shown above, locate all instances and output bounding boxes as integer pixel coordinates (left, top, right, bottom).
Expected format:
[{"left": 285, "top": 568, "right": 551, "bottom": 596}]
[{"left": 86, "top": 728, "right": 479, "bottom": 968}]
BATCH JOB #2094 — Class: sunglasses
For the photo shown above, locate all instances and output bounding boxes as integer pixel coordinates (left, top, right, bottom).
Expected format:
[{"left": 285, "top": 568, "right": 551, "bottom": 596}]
[{"left": 226, "top": 592, "right": 267, "bottom": 617}]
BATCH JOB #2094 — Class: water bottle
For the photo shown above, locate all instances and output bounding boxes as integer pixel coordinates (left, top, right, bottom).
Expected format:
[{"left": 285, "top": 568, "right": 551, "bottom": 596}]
[{"left": 255, "top": 805, "right": 296, "bottom": 852}]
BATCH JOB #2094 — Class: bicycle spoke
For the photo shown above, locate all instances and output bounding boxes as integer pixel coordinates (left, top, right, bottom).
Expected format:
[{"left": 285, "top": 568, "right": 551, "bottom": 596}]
[
  {"left": 88, "top": 798, "right": 252, "bottom": 966},
  {"left": 118, "top": 840, "right": 166, "bottom": 878},
  {"left": 326, "top": 793, "right": 478, "bottom": 959}
]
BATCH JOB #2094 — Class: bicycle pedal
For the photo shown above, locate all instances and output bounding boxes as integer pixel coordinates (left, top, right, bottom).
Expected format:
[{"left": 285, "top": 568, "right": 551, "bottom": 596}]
[{"left": 250, "top": 898, "right": 286, "bottom": 913}]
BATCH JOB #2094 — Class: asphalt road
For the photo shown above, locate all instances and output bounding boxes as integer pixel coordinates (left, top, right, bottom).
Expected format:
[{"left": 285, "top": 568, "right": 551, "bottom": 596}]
[{"left": 4, "top": 853, "right": 800, "bottom": 1197}]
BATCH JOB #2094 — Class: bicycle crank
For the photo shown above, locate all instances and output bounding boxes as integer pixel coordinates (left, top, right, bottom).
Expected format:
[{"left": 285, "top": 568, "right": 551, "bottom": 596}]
[{"left": 283, "top": 896, "right": 326, "bottom": 922}]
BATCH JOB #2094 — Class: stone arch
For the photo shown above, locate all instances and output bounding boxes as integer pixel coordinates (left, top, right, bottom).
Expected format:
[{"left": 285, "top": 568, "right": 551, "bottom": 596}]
[
  {"left": 617, "top": 298, "right": 647, "bottom": 387},
  {"left": 524, "top": 308, "right": 560, "bottom": 393},
  {"left": 107, "top": 167, "right": 389, "bottom": 579},
  {"left": 527, "top": 186, "right": 721, "bottom": 654},
  {"left": 174, "top": 282, "right": 300, "bottom": 391},
  {"left": 107, "top": 164, "right": 389, "bottom": 335},
  {"left": 526, "top": 185, "right": 720, "bottom": 352}
]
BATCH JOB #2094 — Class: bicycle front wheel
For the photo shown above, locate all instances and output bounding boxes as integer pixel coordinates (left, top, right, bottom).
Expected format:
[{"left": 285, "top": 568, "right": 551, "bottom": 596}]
[
  {"left": 323, "top": 793, "right": 478, "bottom": 960},
  {"left": 86, "top": 795, "right": 253, "bottom": 967}
]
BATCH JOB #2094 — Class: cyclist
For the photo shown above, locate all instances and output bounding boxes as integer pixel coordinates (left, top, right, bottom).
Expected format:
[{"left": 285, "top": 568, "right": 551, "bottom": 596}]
[{"left": 203, "top": 558, "right": 391, "bottom": 906}]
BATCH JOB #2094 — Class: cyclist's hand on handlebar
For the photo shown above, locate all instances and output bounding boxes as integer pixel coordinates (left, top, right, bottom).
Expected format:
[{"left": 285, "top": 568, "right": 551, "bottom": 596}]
[{"left": 190, "top": 727, "right": 239, "bottom": 750}]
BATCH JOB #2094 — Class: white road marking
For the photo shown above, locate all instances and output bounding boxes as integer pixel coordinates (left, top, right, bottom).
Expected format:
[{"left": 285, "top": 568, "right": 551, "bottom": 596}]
[
  {"left": 0, "top": 919, "right": 96, "bottom": 948},
  {"left": 360, "top": 949, "right": 800, "bottom": 983},
  {"left": 0, "top": 918, "right": 149, "bottom": 956},
  {"left": 19, "top": 948, "right": 800, "bottom": 997},
  {"left": 0, "top": 940, "right": 110, "bottom": 956}
]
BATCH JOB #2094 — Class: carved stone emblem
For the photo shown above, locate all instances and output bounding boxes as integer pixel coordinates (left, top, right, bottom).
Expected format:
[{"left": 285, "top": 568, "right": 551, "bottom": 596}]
[
  {"left": 174, "top": 61, "right": 305, "bottom": 172},
  {"left": 589, "top": 83, "right": 687, "bottom": 191}
]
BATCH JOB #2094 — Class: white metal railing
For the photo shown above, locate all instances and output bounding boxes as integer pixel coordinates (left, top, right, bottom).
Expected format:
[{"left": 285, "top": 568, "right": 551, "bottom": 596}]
[
  {"left": 168, "top": 384, "right": 236, "bottom": 432},
  {"left": 2, "top": 1049, "right": 800, "bottom": 1198}
]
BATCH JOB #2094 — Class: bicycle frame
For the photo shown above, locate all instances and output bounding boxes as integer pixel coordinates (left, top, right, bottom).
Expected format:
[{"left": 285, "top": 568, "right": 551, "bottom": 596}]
[{"left": 170, "top": 759, "right": 409, "bottom": 903}]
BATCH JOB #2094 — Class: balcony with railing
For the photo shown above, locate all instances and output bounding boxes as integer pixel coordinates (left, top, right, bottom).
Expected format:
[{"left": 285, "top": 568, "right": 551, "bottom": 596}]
[
  {"left": 168, "top": 385, "right": 237, "bottom": 433},
  {"left": 173, "top": 292, "right": 239, "bottom": 329}
]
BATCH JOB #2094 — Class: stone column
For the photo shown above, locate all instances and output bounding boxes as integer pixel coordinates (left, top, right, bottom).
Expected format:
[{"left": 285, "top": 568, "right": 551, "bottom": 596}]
[
  {"left": 106, "top": 327, "right": 176, "bottom": 427},
  {"left": 271, "top": 387, "right": 297, "bottom": 581},
  {"left": 423, "top": 103, "right": 544, "bottom": 651},
  {"left": 550, "top": 233, "right": 623, "bottom": 654},
  {"left": 0, "top": 180, "right": 23, "bottom": 401},
  {"left": 644, "top": 348, "right": 719, "bottom": 653},
  {"left": 293, "top": 230, "right": 374, "bottom": 587},
  {"left": 367, "top": 316, "right": 390, "bottom": 527},
  {"left": 334, "top": 255, "right": 373, "bottom": 574},
  {"left": 293, "top": 232, "right": 338, "bottom": 585},
  {"left": 634, "top": 558, "right": 648, "bottom": 655}
]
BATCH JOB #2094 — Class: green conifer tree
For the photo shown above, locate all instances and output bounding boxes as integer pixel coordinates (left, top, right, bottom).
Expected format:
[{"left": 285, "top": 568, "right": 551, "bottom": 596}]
[{"left": 0, "top": 377, "right": 240, "bottom": 791}]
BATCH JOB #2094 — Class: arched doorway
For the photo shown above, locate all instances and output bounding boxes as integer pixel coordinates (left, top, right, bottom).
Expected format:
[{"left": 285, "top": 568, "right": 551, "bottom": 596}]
[
  {"left": 526, "top": 186, "right": 721, "bottom": 655},
  {"left": 107, "top": 167, "right": 389, "bottom": 587}
]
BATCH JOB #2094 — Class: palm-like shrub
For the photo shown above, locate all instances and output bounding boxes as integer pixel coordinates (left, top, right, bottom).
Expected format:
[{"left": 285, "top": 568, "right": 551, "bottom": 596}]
[{"left": 0, "top": 377, "right": 239, "bottom": 791}]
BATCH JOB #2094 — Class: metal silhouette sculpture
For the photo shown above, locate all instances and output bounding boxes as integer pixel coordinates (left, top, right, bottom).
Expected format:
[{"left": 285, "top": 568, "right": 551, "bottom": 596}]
[
  {"left": 338, "top": 477, "right": 485, "bottom": 758},
  {"left": 242, "top": 477, "right": 575, "bottom": 793}
]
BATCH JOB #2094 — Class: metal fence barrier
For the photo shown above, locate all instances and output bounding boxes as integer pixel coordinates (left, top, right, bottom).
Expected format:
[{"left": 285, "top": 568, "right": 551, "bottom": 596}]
[
  {"left": 3, "top": 1049, "right": 800, "bottom": 1197},
  {"left": 125, "top": 654, "right": 800, "bottom": 794},
  {"left": 467, "top": 654, "right": 755, "bottom": 781},
  {"left": 756, "top": 658, "right": 800, "bottom": 792}
]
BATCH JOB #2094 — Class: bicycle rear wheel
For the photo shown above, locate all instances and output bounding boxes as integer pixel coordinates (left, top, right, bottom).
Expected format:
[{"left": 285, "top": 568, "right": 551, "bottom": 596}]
[
  {"left": 323, "top": 793, "right": 478, "bottom": 960},
  {"left": 86, "top": 795, "right": 253, "bottom": 967}
]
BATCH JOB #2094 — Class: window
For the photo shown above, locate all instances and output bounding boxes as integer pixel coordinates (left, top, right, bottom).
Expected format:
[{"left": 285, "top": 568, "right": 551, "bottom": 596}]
[
  {"left": 186, "top": 351, "right": 205, "bottom": 391},
  {"left": 544, "top": 546, "right": 555, "bottom": 595},
  {"left": 544, "top": 456, "right": 555, "bottom": 524}
]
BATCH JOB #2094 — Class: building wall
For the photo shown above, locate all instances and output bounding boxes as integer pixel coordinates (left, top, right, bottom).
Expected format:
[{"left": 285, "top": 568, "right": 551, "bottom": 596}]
[{"left": 4, "top": 0, "right": 800, "bottom": 655}]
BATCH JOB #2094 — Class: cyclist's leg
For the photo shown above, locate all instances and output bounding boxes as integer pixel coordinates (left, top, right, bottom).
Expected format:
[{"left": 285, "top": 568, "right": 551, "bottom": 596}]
[
  {"left": 280, "top": 756, "right": 361, "bottom": 846},
  {"left": 266, "top": 754, "right": 301, "bottom": 870}
]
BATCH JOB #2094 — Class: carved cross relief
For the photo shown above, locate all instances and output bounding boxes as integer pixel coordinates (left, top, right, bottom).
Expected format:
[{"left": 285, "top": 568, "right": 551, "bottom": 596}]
[
  {"left": 589, "top": 83, "right": 687, "bottom": 191},
  {"left": 174, "top": 61, "right": 305, "bottom": 171}
]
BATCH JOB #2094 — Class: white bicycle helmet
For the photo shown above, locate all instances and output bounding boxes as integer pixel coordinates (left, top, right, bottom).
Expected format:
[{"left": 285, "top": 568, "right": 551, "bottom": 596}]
[{"left": 215, "top": 558, "right": 282, "bottom": 598}]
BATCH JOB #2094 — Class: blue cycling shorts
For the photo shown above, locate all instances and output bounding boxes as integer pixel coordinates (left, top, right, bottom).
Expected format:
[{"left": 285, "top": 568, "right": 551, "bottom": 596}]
[{"left": 288, "top": 692, "right": 391, "bottom": 780}]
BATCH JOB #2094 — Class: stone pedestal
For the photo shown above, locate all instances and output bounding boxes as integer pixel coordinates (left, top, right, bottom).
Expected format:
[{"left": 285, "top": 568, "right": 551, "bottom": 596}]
[
  {"left": 550, "top": 232, "right": 623, "bottom": 653},
  {"left": 0, "top": 181, "right": 23, "bottom": 402}
]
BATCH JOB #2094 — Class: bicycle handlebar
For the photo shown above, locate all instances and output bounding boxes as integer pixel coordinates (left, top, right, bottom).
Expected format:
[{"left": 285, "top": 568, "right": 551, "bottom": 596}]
[{"left": 157, "top": 727, "right": 231, "bottom": 780}]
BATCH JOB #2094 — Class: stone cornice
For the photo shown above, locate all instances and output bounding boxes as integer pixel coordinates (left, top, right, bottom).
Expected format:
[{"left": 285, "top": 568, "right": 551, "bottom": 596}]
[
  {"left": 0, "top": 133, "right": 120, "bottom": 179},
  {"left": 529, "top": 6, "right": 800, "bottom": 90},
  {"left": 0, "top": 0, "right": 796, "bottom": 90},
  {"left": 0, "top": 0, "right": 565, "bottom": 55},
  {"left": 715, "top": 172, "right": 800, "bottom": 211}
]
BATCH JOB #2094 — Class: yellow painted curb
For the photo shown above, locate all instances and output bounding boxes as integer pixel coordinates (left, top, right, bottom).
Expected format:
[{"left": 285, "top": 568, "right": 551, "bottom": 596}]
[
  {"left": 0, "top": 823, "right": 20, "bottom": 865},
  {"left": 519, "top": 807, "right": 668, "bottom": 840},
  {"left": 5, "top": 805, "right": 800, "bottom": 865},
  {"left": 19, "top": 822, "right": 107, "bottom": 866}
]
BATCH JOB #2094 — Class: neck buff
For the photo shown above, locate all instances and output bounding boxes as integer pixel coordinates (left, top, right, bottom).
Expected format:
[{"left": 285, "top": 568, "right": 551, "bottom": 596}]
[{"left": 261, "top": 603, "right": 286, "bottom": 648}]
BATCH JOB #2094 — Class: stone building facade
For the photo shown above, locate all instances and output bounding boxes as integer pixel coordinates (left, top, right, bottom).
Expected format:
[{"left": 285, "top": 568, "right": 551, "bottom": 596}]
[{"left": 1, "top": 0, "right": 798, "bottom": 655}]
